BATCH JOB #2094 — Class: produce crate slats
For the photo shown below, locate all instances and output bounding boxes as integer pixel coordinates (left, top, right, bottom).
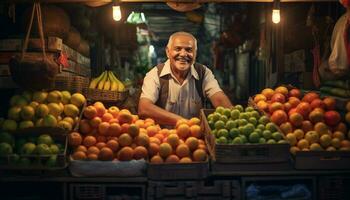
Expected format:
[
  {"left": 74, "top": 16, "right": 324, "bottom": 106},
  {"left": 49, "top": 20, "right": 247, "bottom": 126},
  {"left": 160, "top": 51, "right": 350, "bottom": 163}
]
[{"left": 147, "top": 162, "right": 209, "bottom": 180}]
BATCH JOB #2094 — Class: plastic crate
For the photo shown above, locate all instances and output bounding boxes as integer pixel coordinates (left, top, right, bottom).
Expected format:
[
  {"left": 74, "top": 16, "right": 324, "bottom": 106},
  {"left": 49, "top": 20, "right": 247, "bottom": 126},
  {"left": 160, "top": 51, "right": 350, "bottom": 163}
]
[
  {"left": 147, "top": 162, "right": 209, "bottom": 180},
  {"left": 0, "top": 130, "right": 68, "bottom": 170},
  {"left": 294, "top": 151, "right": 350, "bottom": 170},
  {"left": 69, "top": 183, "right": 146, "bottom": 200},
  {"left": 200, "top": 109, "right": 290, "bottom": 164},
  {"left": 319, "top": 176, "right": 350, "bottom": 200},
  {"left": 147, "top": 180, "right": 240, "bottom": 200}
]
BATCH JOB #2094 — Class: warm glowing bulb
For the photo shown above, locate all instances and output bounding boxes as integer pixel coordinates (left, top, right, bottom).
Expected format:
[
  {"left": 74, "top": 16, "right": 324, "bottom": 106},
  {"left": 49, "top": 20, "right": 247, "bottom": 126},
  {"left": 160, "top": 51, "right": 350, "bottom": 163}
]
[
  {"left": 113, "top": 5, "right": 121, "bottom": 21},
  {"left": 272, "top": 9, "right": 280, "bottom": 24}
]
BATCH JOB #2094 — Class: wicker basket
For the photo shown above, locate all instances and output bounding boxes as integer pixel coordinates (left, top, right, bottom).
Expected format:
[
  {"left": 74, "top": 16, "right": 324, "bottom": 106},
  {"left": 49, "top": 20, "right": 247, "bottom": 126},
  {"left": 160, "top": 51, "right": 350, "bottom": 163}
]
[
  {"left": 53, "top": 74, "right": 89, "bottom": 93},
  {"left": 87, "top": 88, "right": 128, "bottom": 103}
]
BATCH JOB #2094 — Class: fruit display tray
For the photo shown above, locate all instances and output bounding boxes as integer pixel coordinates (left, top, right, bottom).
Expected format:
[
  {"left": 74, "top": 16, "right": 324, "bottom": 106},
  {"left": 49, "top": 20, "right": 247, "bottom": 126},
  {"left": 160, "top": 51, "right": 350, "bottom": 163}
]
[
  {"left": 0, "top": 130, "right": 68, "bottom": 170},
  {"left": 87, "top": 88, "right": 128, "bottom": 103},
  {"left": 294, "top": 151, "right": 350, "bottom": 170},
  {"left": 147, "top": 162, "right": 209, "bottom": 180},
  {"left": 200, "top": 109, "right": 290, "bottom": 164}
]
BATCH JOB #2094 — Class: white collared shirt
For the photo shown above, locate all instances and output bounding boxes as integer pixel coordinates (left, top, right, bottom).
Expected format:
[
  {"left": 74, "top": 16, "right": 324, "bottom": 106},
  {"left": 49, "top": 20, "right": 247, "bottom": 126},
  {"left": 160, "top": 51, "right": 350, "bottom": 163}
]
[{"left": 140, "top": 60, "right": 222, "bottom": 119}]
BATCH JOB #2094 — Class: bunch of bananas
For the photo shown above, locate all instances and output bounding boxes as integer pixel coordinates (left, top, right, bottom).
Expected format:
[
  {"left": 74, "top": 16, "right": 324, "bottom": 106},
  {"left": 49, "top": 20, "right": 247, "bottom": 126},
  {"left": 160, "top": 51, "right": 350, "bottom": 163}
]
[{"left": 89, "top": 71, "right": 125, "bottom": 92}]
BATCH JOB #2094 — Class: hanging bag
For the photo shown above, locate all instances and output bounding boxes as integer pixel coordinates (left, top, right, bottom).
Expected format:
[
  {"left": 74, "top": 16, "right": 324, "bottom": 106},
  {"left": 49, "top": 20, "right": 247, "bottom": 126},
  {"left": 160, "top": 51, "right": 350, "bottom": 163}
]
[{"left": 9, "top": 3, "right": 59, "bottom": 90}]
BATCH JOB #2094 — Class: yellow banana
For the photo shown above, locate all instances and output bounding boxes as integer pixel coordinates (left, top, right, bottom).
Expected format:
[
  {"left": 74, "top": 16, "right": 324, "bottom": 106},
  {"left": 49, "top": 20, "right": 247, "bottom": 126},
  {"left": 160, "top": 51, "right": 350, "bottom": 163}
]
[
  {"left": 89, "top": 71, "right": 106, "bottom": 89},
  {"left": 109, "top": 71, "right": 119, "bottom": 91},
  {"left": 103, "top": 73, "right": 111, "bottom": 90},
  {"left": 97, "top": 71, "right": 108, "bottom": 90},
  {"left": 109, "top": 71, "right": 125, "bottom": 92}
]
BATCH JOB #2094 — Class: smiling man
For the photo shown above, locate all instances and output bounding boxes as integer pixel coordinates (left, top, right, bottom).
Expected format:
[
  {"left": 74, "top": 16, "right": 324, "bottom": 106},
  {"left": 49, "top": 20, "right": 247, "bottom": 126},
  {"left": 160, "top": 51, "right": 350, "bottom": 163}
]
[{"left": 138, "top": 32, "right": 233, "bottom": 126}]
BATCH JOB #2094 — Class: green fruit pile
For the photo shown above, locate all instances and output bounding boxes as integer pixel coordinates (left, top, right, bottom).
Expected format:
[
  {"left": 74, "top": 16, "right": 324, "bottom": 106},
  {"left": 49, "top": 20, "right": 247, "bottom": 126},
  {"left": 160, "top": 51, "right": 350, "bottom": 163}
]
[
  {"left": 2, "top": 90, "right": 86, "bottom": 132},
  {"left": 207, "top": 105, "right": 288, "bottom": 145},
  {"left": 0, "top": 132, "right": 64, "bottom": 167}
]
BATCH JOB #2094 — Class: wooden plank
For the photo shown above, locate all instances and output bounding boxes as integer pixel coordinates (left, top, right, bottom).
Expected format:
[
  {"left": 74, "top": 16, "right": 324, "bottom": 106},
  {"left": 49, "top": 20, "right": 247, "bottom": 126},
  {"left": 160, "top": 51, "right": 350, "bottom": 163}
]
[
  {"left": 0, "top": 76, "right": 18, "bottom": 89},
  {"left": 0, "top": 52, "right": 58, "bottom": 64},
  {"left": 0, "top": 65, "right": 11, "bottom": 76},
  {"left": 0, "top": 37, "right": 62, "bottom": 52},
  {"left": 62, "top": 44, "right": 90, "bottom": 67},
  {"left": 64, "top": 60, "right": 91, "bottom": 77}
]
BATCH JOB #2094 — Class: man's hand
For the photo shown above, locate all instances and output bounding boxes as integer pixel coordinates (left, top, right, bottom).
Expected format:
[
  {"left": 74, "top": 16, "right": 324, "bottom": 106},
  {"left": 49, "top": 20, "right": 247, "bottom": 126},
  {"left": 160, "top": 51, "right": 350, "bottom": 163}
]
[{"left": 138, "top": 98, "right": 185, "bottom": 126}]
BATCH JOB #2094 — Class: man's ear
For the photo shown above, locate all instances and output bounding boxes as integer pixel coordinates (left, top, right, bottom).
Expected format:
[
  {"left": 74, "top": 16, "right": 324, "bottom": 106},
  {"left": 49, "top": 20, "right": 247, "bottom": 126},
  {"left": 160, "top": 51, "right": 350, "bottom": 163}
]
[{"left": 165, "top": 46, "right": 170, "bottom": 58}]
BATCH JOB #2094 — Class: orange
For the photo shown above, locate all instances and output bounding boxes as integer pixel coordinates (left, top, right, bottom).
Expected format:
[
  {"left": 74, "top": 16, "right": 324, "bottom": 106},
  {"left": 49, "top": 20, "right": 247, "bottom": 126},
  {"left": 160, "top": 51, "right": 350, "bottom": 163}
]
[
  {"left": 159, "top": 143, "right": 173, "bottom": 158},
  {"left": 72, "top": 151, "right": 87, "bottom": 160},
  {"left": 188, "top": 117, "right": 201, "bottom": 126},
  {"left": 149, "top": 137, "right": 161, "bottom": 145},
  {"left": 185, "top": 137, "right": 199, "bottom": 151},
  {"left": 167, "top": 134, "right": 180, "bottom": 148},
  {"left": 179, "top": 157, "right": 192, "bottom": 163},
  {"left": 176, "top": 144, "right": 190, "bottom": 158},
  {"left": 87, "top": 153, "right": 98, "bottom": 160},
  {"left": 98, "top": 147, "right": 114, "bottom": 161},
  {"left": 128, "top": 124, "right": 140, "bottom": 138},
  {"left": 102, "top": 113, "right": 113, "bottom": 123},
  {"left": 96, "top": 142, "right": 106, "bottom": 149},
  {"left": 87, "top": 146, "right": 100, "bottom": 155},
  {"left": 83, "top": 136, "right": 96, "bottom": 147},
  {"left": 134, "top": 119, "right": 145, "bottom": 129},
  {"left": 96, "top": 135, "right": 107, "bottom": 143},
  {"left": 254, "top": 94, "right": 267, "bottom": 103},
  {"left": 165, "top": 154, "right": 180, "bottom": 163},
  {"left": 190, "top": 125, "right": 202, "bottom": 138},
  {"left": 192, "top": 149, "right": 207, "bottom": 162},
  {"left": 133, "top": 146, "right": 148, "bottom": 160},
  {"left": 148, "top": 143, "right": 159, "bottom": 157},
  {"left": 118, "top": 146, "right": 134, "bottom": 161},
  {"left": 89, "top": 117, "right": 102, "bottom": 128},
  {"left": 68, "top": 132, "right": 82, "bottom": 147},
  {"left": 108, "top": 123, "right": 121, "bottom": 137},
  {"left": 147, "top": 126, "right": 158, "bottom": 137},
  {"left": 106, "top": 139, "right": 119, "bottom": 152},
  {"left": 79, "top": 119, "right": 92, "bottom": 135},
  {"left": 120, "top": 123, "right": 130, "bottom": 133},
  {"left": 150, "top": 155, "right": 163, "bottom": 164},
  {"left": 275, "top": 86, "right": 289, "bottom": 96},
  {"left": 98, "top": 122, "right": 110, "bottom": 135},
  {"left": 261, "top": 88, "right": 275, "bottom": 100},
  {"left": 177, "top": 124, "right": 190, "bottom": 139},
  {"left": 135, "top": 133, "right": 150, "bottom": 147},
  {"left": 176, "top": 119, "right": 188, "bottom": 128},
  {"left": 118, "top": 133, "right": 133, "bottom": 147},
  {"left": 75, "top": 145, "right": 87, "bottom": 153}
]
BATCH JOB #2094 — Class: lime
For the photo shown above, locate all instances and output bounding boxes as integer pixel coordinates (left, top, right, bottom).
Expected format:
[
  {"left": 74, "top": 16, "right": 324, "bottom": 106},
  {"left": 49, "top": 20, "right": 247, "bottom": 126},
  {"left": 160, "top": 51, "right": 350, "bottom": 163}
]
[
  {"left": 254, "top": 129, "right": 262, "bottom": 136},
  {"left": 278, "top": 140, "right": 288, "bottom": 144},
  {"left": 207, "top": 114, "right": 214, "bottom": 121},
  {"left": 257, "top": 124, "right": 265, "bottom": 131},
  {"left": 272, "top": 132, "right": 283, "bottom": 141},
  {"left": 215, "top": 120, "right": 225, "bottom": 130},
  {"left": 239, "top": 119, "right": 248, "bottom": 126},
  {"left": 217, "top": 129, "right": 229, "bottom": 138},
  {"left": 212, "top": 113, "right": 221, "bottom": 122},
  {"left": 243, "top": 124, "right": 255, "bottom": 136},
  {"left": 223, "top": 109, "right": 231, "bottom": 118},
  {"left": 262, "top": 130, "right": 272, "bottom": 139},
  {"left": 232, "top": 137, "right": 243, "bottom": 144},
  {"left": 250, "top": 111, "right": 260, "bottom": 119},
  {"left": 259, "top": 138, "right": 266, "bottom": 144},
  {"left": 239, "top": 113, "right": 249, "bottom": 120},
  {"left": 220, "top": 115, "right": 228, "bottom": 123},
  {"left": 248, "top": 117, "right": 257, "bottom": 126},
  {"left": 240, "top": 135, "right": 248, "bottom": 143},
  {"left": 267, "top": 139, "right": 277, "bottom": 144},
  {"left": 211, "top": 129, "right": 218, "bottom": 137},
  {"left": 249, "top": 132, "right": 260, "bottom": 143},
  {"left": 215, "top": 106, "right": 225, "bottom": 114},
  {"left": 266, "top": 122, "right": 277, "bottom": 132},
  {"left": 245, "top": 106, "right": 254, "bottom": 112},
  {"left": 226, "top": 120, "right": 237, "bottom": 130},
  {"left": 217, "top": 136, "right": 228, "bottom": 144},
  {"left": 235, "top": 105, "right": 244, "bottom": 112},
  {"left": 258, "top": 116, "right": 269, "bottom": 125},
  {"left": 209, "top": 120, "right": 215, "bottom": 130},
  {"left": 230, "top": 109, "right": 240, "bottom": 120},
  {"left": 229, "top": 128, "right": 240, "bottom": 139}
]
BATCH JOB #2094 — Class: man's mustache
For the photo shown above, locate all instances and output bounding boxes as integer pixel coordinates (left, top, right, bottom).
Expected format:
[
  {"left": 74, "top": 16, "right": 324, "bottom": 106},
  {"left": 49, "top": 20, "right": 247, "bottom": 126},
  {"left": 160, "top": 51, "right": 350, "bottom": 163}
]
[{"left": 174, "top": 55, "right": 192, "bottom": 62}]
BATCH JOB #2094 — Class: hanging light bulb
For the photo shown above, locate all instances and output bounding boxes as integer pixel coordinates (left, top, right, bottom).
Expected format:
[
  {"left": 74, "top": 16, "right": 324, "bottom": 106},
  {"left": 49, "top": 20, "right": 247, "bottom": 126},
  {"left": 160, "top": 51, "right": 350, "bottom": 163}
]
[
  {"left": 113, "top": 0, "right": 121, "bottom": 21},
  {"left": 272, "top": 0, "right": 280, "bottom": 24}
]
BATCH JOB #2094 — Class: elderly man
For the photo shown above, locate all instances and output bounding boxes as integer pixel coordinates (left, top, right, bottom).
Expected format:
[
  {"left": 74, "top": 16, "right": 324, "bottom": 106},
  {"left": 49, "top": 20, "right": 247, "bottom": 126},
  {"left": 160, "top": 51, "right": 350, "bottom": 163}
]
[{"left": 138, "top": 32, "right": 233, "bottom": 126}]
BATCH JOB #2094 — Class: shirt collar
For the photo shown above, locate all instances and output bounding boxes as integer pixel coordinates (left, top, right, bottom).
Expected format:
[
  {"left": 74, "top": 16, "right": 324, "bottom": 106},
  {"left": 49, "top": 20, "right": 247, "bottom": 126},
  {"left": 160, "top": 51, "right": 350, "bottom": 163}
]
[{"left": 160, "top": 59, "right": 199, "bottom": 80}]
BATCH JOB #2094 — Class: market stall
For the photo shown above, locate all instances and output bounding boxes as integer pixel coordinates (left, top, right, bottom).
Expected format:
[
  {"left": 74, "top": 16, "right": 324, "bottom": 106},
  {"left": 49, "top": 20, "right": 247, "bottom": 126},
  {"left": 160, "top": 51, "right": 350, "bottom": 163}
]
[{"left": 0, "top": 0, "right": 349, "bottom": 200}]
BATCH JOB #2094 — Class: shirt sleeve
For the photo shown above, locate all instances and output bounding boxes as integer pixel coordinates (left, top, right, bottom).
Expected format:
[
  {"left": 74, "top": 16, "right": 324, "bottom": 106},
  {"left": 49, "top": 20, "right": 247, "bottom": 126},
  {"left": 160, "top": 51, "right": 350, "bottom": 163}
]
[
  {"left": 140, "top": 67, "right": 160, "bottom": 103},
  {"left": 202, "top": 67, "right": 223, "bottom": 98}
]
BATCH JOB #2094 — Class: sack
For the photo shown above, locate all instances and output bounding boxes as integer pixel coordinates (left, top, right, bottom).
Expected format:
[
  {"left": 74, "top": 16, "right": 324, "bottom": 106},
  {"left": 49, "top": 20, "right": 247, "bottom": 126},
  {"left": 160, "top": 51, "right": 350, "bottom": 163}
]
[
  {"left": 9, "top": 3, "right": 59, "bottom": 90},
  {"left": 328, "top": 13, "right": 350, "bottom": 77}
]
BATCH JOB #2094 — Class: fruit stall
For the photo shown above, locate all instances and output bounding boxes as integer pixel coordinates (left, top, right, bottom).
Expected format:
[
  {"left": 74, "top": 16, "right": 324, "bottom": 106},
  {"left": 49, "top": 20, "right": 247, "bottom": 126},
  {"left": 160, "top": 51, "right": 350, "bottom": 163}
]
[{"left": 0, "top": 0, "right": 350, "bottom": 200}]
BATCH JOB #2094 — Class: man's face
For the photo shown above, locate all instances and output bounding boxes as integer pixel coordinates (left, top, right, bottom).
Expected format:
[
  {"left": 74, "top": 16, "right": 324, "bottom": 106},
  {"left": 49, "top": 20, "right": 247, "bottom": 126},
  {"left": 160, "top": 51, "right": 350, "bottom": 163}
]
[{"left": 166, "top": 35, "right": 196, "bottom": 72}]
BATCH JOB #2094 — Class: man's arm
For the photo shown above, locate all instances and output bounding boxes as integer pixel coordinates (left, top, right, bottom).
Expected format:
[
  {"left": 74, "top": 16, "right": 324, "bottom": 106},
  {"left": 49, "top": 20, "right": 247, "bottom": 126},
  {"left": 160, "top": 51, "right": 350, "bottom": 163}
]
[
  {"left": 138, "top": 98, "right": 184, "bottom": 126},
  {"left": 209, "top": 91, "right": 233, "bottom": 108}
]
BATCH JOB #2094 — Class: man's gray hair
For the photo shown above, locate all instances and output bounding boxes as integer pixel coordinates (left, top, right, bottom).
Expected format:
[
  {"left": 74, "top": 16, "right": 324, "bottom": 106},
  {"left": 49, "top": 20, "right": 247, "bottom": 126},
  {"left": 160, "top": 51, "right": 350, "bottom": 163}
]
[{"left": 167, "top": 32, "right": 197, "bottom": 49}]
